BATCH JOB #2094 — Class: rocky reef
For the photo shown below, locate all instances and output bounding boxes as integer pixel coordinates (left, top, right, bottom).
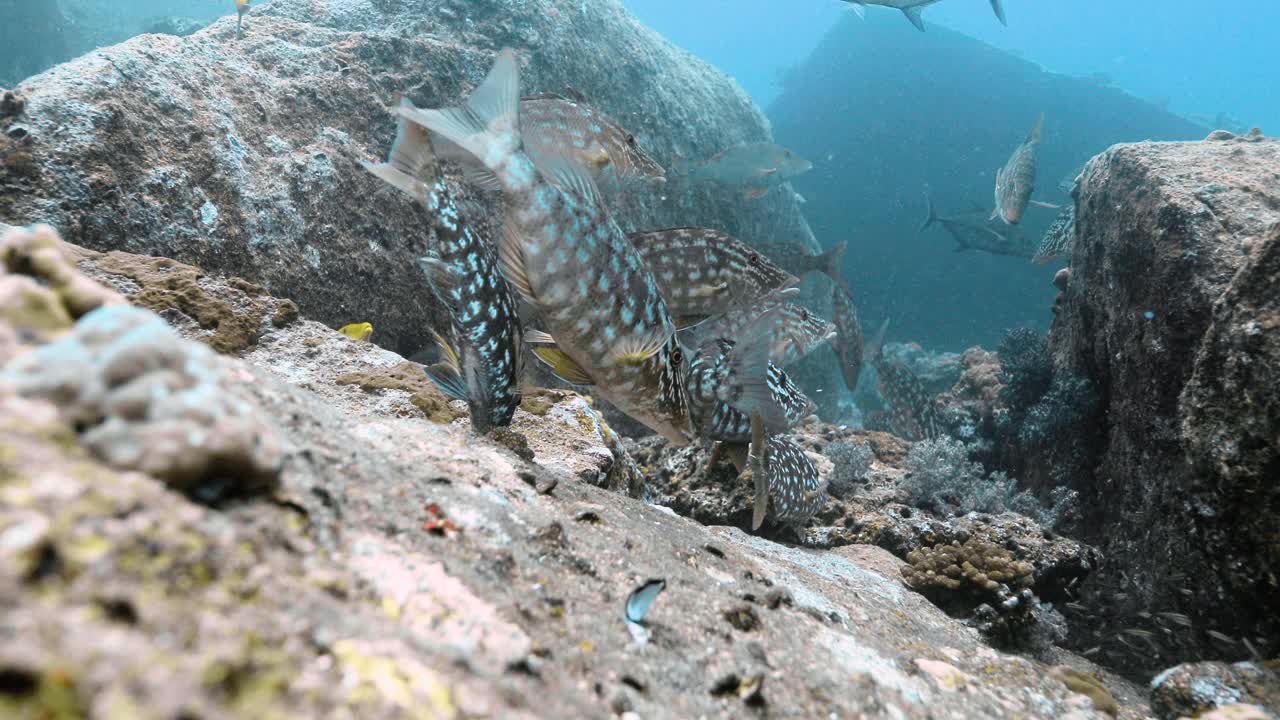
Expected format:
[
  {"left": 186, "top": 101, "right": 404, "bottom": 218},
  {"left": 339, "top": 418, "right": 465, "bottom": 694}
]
[
  {"left": 0, "top": 0, "right": 817, "bottom": 365},
  {"left": 1047, "top": 130, "right": 1280, "bottom": 677}
]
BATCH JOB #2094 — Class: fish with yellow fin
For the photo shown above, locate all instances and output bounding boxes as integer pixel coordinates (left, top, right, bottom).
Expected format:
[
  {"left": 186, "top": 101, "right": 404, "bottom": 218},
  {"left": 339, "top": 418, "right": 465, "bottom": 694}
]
[
  {"left": 235, "top": 0, "right": 250, "bottom": 38},
  {"left": 362, "top": 103, "right": 524, "bottom": 433},
  {"left": 338, "top": 322, "right": 373, "bottom": 341},
  {"left": 396, "top": 49, "right": 693, "bottom": 445}
]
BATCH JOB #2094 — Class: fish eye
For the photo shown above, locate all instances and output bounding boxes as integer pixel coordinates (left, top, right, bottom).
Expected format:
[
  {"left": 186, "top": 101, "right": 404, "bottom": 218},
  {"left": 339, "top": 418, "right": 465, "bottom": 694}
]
[
  {"left": 748, "top": 253, "right": 760, "bottom": 266},
  {"left": 626, "top": 133, "right": 637, "bottom": 146},
  {"left": 670, "top": 347, "right": 683, "bottom": 365},
  {"left": 800, "top": 309, "right": 809, "bottom": 321}
]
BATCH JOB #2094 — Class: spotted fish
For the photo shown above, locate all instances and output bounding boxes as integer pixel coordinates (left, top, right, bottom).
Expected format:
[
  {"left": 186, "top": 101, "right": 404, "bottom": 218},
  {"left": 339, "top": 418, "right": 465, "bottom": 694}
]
[
  {"left": 831, "top": 282, "right": 864, "bottom": 393},
  {"left": 691, "top": 297, "right": 835, "bottom": 368},
  {"left": 520, "top": 92, "right": 665, "bottom": 184},
  {"left": 992, "top": 113, "right": 1045, "bottom": 225},
  {"left": 685, "top": 337, "right": 815, "bottom": 443},
  {"left": 627, "top": 226, "right": 799, "bottom": 326},
  {"left": 683, "top": 142, "right": 812, "bottom": 200},
  {"left": 867, "top": 319, "right": 941, "bottom": 441},
  {"left": 363, "top": 107, "right": 523, "bottom": 433},
  {"left": 397, "top": 49, "right": 692, "bottom": 445},
  {"left": 747, "top": 414, "right": 827, "bottom": 529},
  {"left": 1033, "top": 205, "right": 1075, "bottom": 265}
]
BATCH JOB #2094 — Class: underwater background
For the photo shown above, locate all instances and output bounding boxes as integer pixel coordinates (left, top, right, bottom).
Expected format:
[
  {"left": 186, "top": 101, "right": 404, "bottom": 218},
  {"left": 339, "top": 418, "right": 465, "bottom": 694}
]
[{"left": 625, "top": 0, "right": 1275, "bottom": 349}]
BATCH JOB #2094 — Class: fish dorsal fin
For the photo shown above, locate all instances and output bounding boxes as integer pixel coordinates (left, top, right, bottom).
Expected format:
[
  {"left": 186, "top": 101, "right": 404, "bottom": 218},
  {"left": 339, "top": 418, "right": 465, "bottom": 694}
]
[
  {"left": 607, "top": 326, "right": 671, "bottom": 367},
  {"left": 748, "top": 412, "right": 770, "bottom": 531},
  {"left": 532, "top": 347, "right": 595, "bottom": 386},
  {"left": 397, "top": 48, "right": 521, "bottom": 179},
  {"left": 1027, "top": 112, "right": 1046, "bottom": 144},
  {"left": 990, "top": 0, "right": 1007, "bottom": 25},
  {"left": 901, "top": 6, "right": 927, "bottom": 31},
  {"left": 561, "top": 85, "right": 589, "bottom": 104}
]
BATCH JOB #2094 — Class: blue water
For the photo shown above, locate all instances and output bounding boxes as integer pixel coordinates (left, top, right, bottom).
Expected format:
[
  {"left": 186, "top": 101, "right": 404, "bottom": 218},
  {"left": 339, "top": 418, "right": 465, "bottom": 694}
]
[{"left": 624, "top": 0, "right": 1280, "bottom": 132}]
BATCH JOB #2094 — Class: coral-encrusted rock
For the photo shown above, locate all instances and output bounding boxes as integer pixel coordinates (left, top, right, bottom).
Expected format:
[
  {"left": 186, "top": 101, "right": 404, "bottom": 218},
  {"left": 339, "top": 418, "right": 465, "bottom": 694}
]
[
  {"left": 1150, "top": 661, "right": 1280, "bottom": 720},
  {"left": 0, "top": 0, "right": 813, "bottom": 361},
  {"left": 2, "top": 305, "right": 284, "bottom": 500},
  {"left": 1051, "top": 135, "right": 1280, "bottom": 673}
]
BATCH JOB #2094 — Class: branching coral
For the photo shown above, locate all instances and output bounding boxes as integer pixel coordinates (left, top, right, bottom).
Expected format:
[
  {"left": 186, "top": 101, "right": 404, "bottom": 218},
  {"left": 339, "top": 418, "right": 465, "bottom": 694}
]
[
  {"left": 900, "top": 436, "right": 1061, "bottom": 523},
  {"left": 824, "top": 441, "right": 874, "bottom": 498}
]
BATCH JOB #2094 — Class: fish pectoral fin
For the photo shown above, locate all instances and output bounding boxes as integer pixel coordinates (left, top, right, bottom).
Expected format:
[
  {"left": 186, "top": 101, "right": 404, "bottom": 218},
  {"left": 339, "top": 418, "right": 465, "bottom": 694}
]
[
  {"left": 673, "top": 314, "right": 710, "bottom": 330},
  {"left": 755, "top": 167, "right": 779, "bottom": 176},
  {"left": 498, "top": 222, "right": 538, "bottom": 304},
  {"left": 748, "top": 413, "right": 770, "bottom": 531},
  {"left": 848, "top": 2, "right": 866, "bottom": 19},
  {"left": 606, "top": 327, "right": 671, "bottom": 367},
  {"left": 430, "top": 330, "right": 463, "bottom": 373},
  {"left": 689, "top": 282, "right": 730, "bottom": 299},
  {"left": 743, "top": 187, "right": 770, "bottom": 201},
  {"left": 425, "top": 363, "right": 470, "bottom": 401},
  {"left": 419, "top": 255, "right": 460, "bottom": 296},
  {"left": 532, "top": 347, "right": 595, "bottom": 386},
  {"left": 524, "top": 328, "right": 557, "bottom": 346},
  {"left": 362, "top": 160, "right": 427, "bottom": 201}
]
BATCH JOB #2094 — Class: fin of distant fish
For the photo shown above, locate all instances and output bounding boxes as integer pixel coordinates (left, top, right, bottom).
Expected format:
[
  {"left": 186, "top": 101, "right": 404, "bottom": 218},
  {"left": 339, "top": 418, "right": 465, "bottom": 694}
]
[{"left": 902, "top": 6, "right": 926, "bottom": 32}]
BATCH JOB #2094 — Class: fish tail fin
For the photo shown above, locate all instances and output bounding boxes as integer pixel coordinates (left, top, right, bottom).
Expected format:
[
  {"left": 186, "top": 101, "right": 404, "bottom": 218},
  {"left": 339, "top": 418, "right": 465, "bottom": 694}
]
[
  {"left": 868, "top": 317, "right": 890, "bottom": 362},
  {"left": 901, "top": 6, "right": 926, "bottom": 31},
  {"left": 362, "top": 99, "right": 438, "bottom": 200},
  {"left": 918, "top": 191, "right": 938, "bottom": 237},
  {"left": 989, "top": 0, "right": 1007, "bottom": 25},
  {"left": 748, "top": 412, "right": 770, "bottom": 531},
  {"left": 396, "top": 49, "right": 522, "bottom": 190},
  {"left": 1028, "top": 112, "right": 1045, "bottom": 144},
  {"left": 818, "top": 240, "right": 848, "bottom": 286}
]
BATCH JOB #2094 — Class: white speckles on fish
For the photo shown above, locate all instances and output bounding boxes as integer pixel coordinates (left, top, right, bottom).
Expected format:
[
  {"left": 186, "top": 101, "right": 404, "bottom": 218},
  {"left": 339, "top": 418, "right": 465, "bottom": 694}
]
[
  {"left": 992, "top": 113, "right": 1045, "bottom": 225},
  {"left": 1033, "top": 205, "right": 1075, "bottom": 265},
  {"left": 396, "top": 49, "right": 693, "bottom": 445},
  {"left": 867, "top": 319, "right": 941, "bottom": 441},
  {"left": 831, "top": 281, "right": 865, "bottom": 393},
  {"left": 362, "top": 106, "right": 523, "bottom": 433},
  {"left": 686, "top": 337, "right": 814, "bottom": 444},
  {"left": 691, "top": 297, "right": 835, "bottom": 368},
  {"left": 747, "top": 427, "right": 827, "bottom": 529},
  {"left": 627, "top": 226, "right": 799, "bottom": 325},
  {"left": 520, "top": 92, "right": 665, "bottom": 185}
]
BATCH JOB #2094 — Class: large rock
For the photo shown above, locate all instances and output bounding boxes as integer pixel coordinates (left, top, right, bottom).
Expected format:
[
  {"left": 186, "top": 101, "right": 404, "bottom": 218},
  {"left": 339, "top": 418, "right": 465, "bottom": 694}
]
[
  {"left": 1050, "top": 130, "right": 1280, "bottom": 674},
  {"left": 0, "top": 239, "right": 1150, "bottom": 718},
  {"left": 0, "top": 0, "right": 813, "bottom": 359}
]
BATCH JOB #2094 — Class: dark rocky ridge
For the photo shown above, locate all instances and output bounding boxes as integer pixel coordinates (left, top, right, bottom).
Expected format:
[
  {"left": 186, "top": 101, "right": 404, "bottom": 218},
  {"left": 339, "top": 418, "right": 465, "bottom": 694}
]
[
  {"left": 1049, "top": 131, "right": 1280, "bottom": 676},
  {"left": 768, "top": 12, "right": 1208, "bottom": 351},
  {"left": 0, "top": 0, "right": 819, "bottom": 366}
]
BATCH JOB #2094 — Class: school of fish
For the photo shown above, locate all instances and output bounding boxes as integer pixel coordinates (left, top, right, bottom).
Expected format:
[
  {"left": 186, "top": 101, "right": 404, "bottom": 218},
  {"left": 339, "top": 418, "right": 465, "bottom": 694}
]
[{"left": 360, "top": 0, "right": 1043, "bottom": 533}]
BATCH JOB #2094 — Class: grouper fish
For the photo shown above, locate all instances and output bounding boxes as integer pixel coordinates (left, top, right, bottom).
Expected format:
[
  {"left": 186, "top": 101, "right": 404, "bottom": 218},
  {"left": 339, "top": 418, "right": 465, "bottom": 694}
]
[
  {"left": 831, "top": 281, "right": 865, "bottom": 393},
  {"left": 992, "top": 113, "right": 1045, "bottom": 225},
  {"left": 867, "top": 319, "right": 941, "bottom": 441},
  {"left": 520, "top": 92, "right": 666, "bottom": 185},
  {"left": 362, "top": 107, "right": 524, "bottom": 433},
  {"left": 691, "top": 296, "right": 836, "bottom": 368},
  {"left": 627, "top": 226, "right": 799, "bottom": 326},
  {"left": 396, "top": 49, "right": 694, "bottom": 445},
  {"left": 747, "top": 414, "right": 827, "bottom": 530}
]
